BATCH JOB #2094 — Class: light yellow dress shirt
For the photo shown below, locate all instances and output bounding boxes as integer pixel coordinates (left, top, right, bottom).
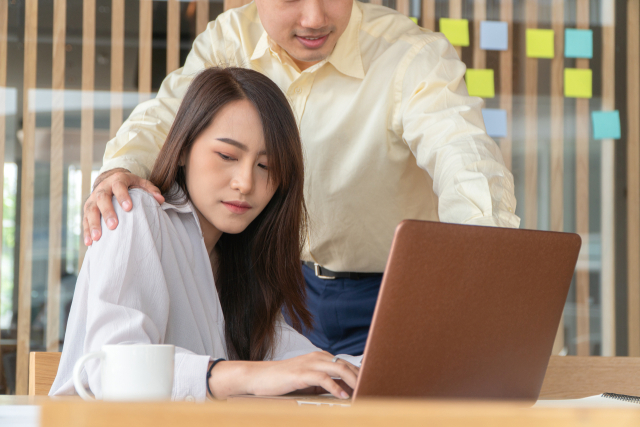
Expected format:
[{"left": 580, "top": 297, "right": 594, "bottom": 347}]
[{"left": 101, "top": 1, "right": 520, "bottom": 273}]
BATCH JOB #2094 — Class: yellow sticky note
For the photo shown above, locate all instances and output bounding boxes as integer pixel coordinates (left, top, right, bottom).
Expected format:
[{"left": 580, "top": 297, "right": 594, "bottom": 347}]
[
  {"left": 465, "top": 69, "right": 495, "bottom": 98},
  {"left": 439, "top": 18, "right": 470, "bottom": 47},
  {"left": 410, "top": 17, "right": 418, "bottom": 24},
  {"left": 564, "top": 68, "right": 592, "bottom": 98},
  {"left": 526, "top": 29, "right": 555, "bottom": 58}
]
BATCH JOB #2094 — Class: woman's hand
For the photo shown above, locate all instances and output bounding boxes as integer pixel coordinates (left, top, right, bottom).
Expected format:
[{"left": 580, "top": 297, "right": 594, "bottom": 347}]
[{"left": 209, "top": 351, "right": 359, "bottom": 400}]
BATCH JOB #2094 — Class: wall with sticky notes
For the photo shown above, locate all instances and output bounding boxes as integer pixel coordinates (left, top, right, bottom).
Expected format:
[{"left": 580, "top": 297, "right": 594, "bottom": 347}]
[{"left": 409, "top": 0, "right": 639, "bottom": 361}]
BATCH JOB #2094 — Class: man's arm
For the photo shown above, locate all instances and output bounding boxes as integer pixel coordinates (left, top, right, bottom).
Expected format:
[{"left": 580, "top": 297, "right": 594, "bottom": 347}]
[
  {"left": 400, "top": 34, "right": 520, "bottom": 228},
  {"left": 84, "top": 19, "right": 227, "bottom": 245}
]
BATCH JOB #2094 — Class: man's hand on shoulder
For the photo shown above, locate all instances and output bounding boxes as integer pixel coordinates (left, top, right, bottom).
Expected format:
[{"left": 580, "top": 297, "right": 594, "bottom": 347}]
[{"left": 83, "top": 168, "right": 165, "bottom": 246}]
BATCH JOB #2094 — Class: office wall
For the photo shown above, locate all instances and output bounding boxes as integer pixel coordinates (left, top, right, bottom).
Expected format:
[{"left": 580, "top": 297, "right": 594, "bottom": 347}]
[{"left": 0, "top": 0, "right": 638, "bottom": 395}]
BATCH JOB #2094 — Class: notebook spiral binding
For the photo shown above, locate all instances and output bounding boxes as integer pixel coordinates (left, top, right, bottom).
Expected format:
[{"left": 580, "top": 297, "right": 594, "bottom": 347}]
[{"left": 602, "top": 392, "right": 640, "bottom": 404}]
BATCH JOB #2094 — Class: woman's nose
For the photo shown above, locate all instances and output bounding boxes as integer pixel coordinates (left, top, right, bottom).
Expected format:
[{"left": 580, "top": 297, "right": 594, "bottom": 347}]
[{"left": 230, "top": 165, "right": 254, "bottom": 195}]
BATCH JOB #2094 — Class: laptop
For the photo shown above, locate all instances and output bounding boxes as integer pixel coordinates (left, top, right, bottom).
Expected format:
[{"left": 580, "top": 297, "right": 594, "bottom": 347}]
[{"left": 229, "top": 220, "right": 581, "bottom": 406}]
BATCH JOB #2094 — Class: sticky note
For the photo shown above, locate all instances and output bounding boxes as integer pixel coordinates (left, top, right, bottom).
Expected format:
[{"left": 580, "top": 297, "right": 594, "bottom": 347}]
[
  {"left": 440, "top": 18, "right": 470, "bottom": 47},
  {"left": 592, "top": 111, "right": 621, "bottom": 139},
  {"left": 480, "top": 21, "right": 508, "bottom": 51},
  {"left": 410, "top": 17, "right": 418, "bottom": 24},
  {"left": 526, "top": 29, "right": 555, "bottom": 58},
  {"left": 482, "top": 109, "right": 508, "bottom": 138},
  {"left": 565, "top": 29, "right": 593, "bottom": 59},
  {"left": 465, "top": 69, "right": 495, "bottom": 98},
  {"left": 564, "top": 68, "right": 592, "bottom": 98}
]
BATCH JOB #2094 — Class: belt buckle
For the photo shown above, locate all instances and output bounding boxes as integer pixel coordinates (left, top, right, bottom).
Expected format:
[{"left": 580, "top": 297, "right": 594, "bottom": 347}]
[{"left": 314, "top": 263, "right": 336, "bottom": 280}]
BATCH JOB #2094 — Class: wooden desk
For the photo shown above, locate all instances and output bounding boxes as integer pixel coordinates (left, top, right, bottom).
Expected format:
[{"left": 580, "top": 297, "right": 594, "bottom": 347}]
[{"left": 3, "top": 396, "right": 640, "bottom": 427}]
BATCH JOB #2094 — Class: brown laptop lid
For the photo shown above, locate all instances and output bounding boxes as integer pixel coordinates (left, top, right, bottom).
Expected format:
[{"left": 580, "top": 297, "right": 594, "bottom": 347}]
[{"left": 353, "top": 220, "right": 581, "bottom": 402}]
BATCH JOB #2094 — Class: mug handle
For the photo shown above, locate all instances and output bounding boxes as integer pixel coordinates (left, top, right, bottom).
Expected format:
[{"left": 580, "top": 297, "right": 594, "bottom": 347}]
[{"left": 73, "top": 351, "right": 104, "bottom": 401}]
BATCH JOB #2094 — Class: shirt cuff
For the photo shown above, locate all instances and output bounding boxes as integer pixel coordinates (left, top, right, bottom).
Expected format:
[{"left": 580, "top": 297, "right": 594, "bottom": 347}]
[
  {"left": 466, "top": 212, "right": 521, "bottom": 229},
  {"left": 100, "top": 157, "right": 151, "bottom": 180},
  {"left": 172, "top": 353, "right": 212, "bottom": 402}
]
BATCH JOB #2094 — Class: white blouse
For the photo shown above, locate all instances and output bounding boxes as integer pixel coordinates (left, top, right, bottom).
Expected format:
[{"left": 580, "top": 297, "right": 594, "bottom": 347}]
[{"left": 49, "top": 189, "right": 320, "bottom": 401}]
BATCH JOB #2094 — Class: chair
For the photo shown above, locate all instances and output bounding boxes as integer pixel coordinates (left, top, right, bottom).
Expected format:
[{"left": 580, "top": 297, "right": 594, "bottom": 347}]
[
  {"left": 539, "top": 355, "right": 640, "bottom": 399},
  {"left": 28, "top": 351, "right": 62, "bottom": 396}
]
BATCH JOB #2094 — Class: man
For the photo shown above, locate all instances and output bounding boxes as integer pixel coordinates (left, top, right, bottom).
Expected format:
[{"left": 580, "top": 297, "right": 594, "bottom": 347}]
[{"left": 85, "top": 0, "right": 520, "bottom": 356}]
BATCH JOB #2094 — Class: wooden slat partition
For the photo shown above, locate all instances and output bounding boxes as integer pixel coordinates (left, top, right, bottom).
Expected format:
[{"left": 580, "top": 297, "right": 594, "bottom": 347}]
[
  {"left": 197, "top": 0, "right": 209, "bottom": 33},
  {"left": 396, "top": 0, "right": 410, "bottom": 17},
  {"left": 499, "top": 0, "right": 513, "bottom": 171},
  {"left": 79, "top": 0, "right": 95, "bottom": 269},
  {"left": 600, "top": 0, "right": 616, "bottom": 357},
  {"left": 628, "top": 0, "right": 640, "bottom": 357},
  {"left": 46, "top": 0, "right": 66, "bottom": 354},
  {"left": 167, "top": 0, "right": 180, "bottom": 74},
  {"left": 524, "top": 0, "right": 538, "bottom": 230},
  {"left": 575, "top": 0, "right": 590, "bottom": 357},
  {"left": 550, "top": 0, "right": 564, "bottom": 355},
  {"left": 110, "top": 0, "right": 124, "bottom": 139},
  {"left": 139, "top": 0, "right": 153, "bottom": 96},
  {"left": 422, "top": 0, "right": 435, "bottom": 31},
  {"left": 449, "top": 0, "right": 462, "bottom": 57},
  {"left": 0, "top": 0, "right": 7, "bottom": 385},
  {"left": 16, "top": 0, "right": 38, "bottom": 395},
  {"left": 472, "top": 0, "right": 486, "bottom": 70}
]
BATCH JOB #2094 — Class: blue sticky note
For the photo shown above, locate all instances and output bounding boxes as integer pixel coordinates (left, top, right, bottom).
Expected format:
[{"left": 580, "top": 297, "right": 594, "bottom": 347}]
[
  {"left": 592, "top": 111, "right": 621, "bottom": 140},
  {"left": 565, "top": 29, "right": 593, "bottom": 59},
  {"left": 480, "top": 21, "right": 508, "bottom": 51},
  {"left": 482, "top": 108, "right": 508, "bottom": 138}
]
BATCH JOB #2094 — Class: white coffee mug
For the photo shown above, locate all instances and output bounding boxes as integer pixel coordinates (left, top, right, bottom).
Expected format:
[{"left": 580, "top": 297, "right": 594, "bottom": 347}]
[{"left": 73, "top": 344, "right": 174, "bottom": 401}]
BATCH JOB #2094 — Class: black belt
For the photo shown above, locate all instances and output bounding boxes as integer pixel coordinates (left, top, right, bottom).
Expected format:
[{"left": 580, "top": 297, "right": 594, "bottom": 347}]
[{"left": 302, "top": 261, "right": 383, "bottom": 280}]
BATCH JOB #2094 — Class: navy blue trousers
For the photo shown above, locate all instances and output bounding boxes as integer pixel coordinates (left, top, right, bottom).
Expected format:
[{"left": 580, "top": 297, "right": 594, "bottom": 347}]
[{"left": 298, "top": 265, "right": 382, "bottom": 356}]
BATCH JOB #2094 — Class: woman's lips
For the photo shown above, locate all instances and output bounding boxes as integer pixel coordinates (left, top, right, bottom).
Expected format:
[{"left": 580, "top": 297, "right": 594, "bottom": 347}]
[
  {"left": 223, "top": 201, "right": 251, "bottom": 214},
  {"left": 296, "top": 34, "right": 329, "bottom": 49}
]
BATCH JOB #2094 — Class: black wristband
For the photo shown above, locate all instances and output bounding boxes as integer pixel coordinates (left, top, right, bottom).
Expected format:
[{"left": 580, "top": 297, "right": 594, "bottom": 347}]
[{"left": 206, "top": 358, "right": 225, "bottom": 399}]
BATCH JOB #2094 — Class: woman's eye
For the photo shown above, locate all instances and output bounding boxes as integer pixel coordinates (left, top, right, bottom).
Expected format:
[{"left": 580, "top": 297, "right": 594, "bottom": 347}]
[
  {"left": 217, "top": 153, "right": 235, "bottom": 161},
  {"left": 258, "top": 164, "right": 268, "bottom": 170}
]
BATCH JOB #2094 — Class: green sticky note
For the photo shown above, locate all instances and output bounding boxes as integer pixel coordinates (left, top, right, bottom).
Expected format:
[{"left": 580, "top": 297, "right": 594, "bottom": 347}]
[
  {"left": 564, "top": 68, "right": 592, "bottom": 98},
  {"left": 410, "top": 17, "right": 418, "bottom": 24},
  {"left": 466, "top": 69, "right": 495, "bottom": 98},
  {"left": 440, "top": 18, "right": 470, "bottom": 47},
  {"left": 526, "top": 29, "right": 555, "bottom": 58}
]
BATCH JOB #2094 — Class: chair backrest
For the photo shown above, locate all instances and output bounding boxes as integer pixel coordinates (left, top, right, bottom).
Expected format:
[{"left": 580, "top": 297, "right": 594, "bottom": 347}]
[
  {"left": 28, "top": 352, "right": 62, "bottom": 396},
  {"left": 539, "top": 356, "right": 640, "bottom": 399}
]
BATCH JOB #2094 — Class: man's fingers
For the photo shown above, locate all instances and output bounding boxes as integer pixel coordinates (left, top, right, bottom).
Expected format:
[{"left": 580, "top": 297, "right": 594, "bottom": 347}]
[
  {"left": 82, "top": 216, "right": 92, "bottom": 247},
  {"left": 84, "top": 198, "right": 103, "bottom": 242},
  {"left": 112, "top": 180, "right": 132, "bottom": 214},
  {"left": 135, "top": 178, "right": 165, "bottom": 204}
]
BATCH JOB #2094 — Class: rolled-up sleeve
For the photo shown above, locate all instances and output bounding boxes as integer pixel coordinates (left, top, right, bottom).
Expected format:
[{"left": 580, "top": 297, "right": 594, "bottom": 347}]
[
  {"left": 400, "top": 34, "right": 520, "bottom": 229},
  {"left": 100, "top": 21, "right": 226, "bottom": 178},
  {"left": 83, "top": 192, "right": 211, "bottom": 401}
]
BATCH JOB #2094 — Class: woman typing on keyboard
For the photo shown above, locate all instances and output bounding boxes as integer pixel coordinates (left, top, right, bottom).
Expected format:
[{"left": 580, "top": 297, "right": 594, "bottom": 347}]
[{"left": 49, "top": 67, "right": 358, "bottom": 401}]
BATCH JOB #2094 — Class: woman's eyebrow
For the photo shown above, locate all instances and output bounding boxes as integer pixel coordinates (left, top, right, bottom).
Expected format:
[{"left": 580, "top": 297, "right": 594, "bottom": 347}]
[{"left": 216, "top": 138, "right": 267, "bottom": 155}]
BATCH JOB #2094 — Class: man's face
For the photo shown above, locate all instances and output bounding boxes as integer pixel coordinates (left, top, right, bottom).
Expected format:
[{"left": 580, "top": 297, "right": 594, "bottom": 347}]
[{"left": 255, "top": 0, "right": 353, "bottom": 69}]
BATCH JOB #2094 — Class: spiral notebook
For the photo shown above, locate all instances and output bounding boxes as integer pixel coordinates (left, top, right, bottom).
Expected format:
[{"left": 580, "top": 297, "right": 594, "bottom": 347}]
[{"left": 534, "top": 393, "right": 640, "bottom": 408}]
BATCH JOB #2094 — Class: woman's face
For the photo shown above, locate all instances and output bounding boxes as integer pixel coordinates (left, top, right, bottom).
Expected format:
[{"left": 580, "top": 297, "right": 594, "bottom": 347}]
[{"left": 184, "top": 99, "right": 276, "bottom": 242}]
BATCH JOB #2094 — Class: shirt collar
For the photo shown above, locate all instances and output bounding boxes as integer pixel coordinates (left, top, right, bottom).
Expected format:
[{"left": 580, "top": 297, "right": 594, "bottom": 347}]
[
  {"left": 326, "top": 1, "right": 364, "bottom": 79},
  {"left": 250, "top": 1, "right": 365, "bottom": 79},
  {"left": 160, "top": 185, "right": 205, "bottom": 231}
]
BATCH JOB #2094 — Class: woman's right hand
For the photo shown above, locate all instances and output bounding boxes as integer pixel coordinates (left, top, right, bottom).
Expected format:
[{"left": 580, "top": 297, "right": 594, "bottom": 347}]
[{"left": 209, "top": 351, "right": 359, "bottom": 400}]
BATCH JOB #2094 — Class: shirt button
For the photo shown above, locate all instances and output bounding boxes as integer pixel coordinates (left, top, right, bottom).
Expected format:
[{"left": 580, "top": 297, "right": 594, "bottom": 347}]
[
  {"left": 294, "top": 87, "right": 301, "bottom": 94},
  {"left": 185, "top": 395, "right": 195, "bottom": 402}
]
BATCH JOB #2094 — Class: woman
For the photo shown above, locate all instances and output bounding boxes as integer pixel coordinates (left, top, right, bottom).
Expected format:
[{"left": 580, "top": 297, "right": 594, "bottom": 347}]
[{"left": 50, "top": 67, "right": 358, "bottom": 401}]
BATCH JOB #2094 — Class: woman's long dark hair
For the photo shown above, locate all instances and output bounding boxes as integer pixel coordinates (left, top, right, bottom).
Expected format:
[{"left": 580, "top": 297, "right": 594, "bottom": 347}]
[{"left": 148, "top": 67, "right": 312, "bottom": 361}]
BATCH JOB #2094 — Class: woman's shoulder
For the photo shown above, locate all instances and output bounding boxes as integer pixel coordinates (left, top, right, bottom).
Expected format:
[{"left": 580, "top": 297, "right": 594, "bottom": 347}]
[{"left": 105, "top": 189, "right": 165, "bottom": 239}]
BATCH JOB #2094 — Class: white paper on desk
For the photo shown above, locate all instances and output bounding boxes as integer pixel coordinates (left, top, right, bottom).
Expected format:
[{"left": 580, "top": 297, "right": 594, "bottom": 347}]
[
  {"left": 0, "top": 405, "right": 40, "bottom": 427},
  {"left": 534, "top": 395, "right": 640, "bottom": 408},
  {"left": 333, "top": 354, "right": 363, "bottom": 367}
]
